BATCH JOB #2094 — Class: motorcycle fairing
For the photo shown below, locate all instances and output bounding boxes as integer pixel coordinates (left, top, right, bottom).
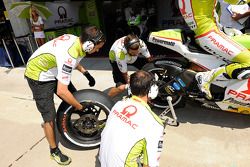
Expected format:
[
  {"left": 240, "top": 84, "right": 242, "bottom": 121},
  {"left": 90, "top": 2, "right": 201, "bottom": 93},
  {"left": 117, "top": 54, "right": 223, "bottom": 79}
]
[
  {"left": 148, "top": 29, "right": 229, "bottom": 70},
  {"left": 215, "top": 79, "right": 250, "bottom": 114}
]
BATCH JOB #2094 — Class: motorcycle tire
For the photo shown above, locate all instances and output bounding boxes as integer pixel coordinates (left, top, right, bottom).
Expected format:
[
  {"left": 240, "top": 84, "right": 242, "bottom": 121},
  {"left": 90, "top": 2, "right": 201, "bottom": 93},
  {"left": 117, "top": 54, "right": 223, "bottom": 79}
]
[
  {"left": 56, "top": 89, "right": 114, "bottom": 149},
  {"left": 142, "top": 62, "right": 185, "bottom": 109}
]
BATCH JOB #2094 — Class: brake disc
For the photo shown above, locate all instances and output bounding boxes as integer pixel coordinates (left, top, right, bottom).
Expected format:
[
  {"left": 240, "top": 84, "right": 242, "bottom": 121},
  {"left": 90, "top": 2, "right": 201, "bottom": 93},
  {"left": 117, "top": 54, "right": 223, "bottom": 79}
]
[{"left": 74, "top": 114, "right": 98, "bottom": 135}]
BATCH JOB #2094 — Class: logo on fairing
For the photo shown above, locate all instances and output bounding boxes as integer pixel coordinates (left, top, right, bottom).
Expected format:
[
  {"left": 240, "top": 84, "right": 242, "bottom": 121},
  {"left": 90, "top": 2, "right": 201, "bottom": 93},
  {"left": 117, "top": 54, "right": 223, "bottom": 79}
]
[{"left": 241, "top": 79, "right": 250, "bottom": 95}]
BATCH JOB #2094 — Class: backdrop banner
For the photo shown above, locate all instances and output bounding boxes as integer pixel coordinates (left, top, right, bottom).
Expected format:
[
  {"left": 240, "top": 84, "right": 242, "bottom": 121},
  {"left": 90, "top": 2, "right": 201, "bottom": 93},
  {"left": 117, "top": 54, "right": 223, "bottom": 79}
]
[{"left": 45, "top": 2, "right": 83, "bottom": 29}]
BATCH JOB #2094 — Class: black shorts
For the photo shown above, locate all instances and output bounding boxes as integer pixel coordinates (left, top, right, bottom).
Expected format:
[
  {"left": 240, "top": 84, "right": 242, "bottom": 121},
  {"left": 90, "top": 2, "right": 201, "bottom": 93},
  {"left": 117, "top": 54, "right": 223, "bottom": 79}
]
[
  {"left": 110, "top": 57, "right": 148, "bottom": 87},
  {"left": 26, "top": 77, "right": 76, "bottom": 122}
]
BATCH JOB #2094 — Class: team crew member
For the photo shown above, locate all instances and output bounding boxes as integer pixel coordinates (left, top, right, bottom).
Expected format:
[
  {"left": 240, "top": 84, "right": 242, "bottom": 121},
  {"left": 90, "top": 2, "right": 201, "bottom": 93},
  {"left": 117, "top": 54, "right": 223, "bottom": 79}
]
[
  {"left": 108, "top": 34, "right": 153, "bottom": 97},
  {"left": 99, "top": 70, "right": 164, "bottom": 167},
  {"left": 178, "top": 0, "right": 250, "bottom": 99},
  {"left": 25, "top": 25, "right": 105, "bottom": 165}
]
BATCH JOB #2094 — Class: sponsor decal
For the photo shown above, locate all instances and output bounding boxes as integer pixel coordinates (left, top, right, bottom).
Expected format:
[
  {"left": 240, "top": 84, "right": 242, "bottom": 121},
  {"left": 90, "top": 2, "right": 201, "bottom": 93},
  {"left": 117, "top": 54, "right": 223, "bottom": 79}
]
[
  {"left": 227, "top": 89, "right": 250, "bottom": 101},
  {"left": 224, "top": 97, "right": 250, "bottom": 107},
  {"left": 62, "top": 114, "right": 67, "bottom": 132},
  {"left": 241, "top": 79, "right": 250, "bottom": 95},
  {"left": 117, "top": 61, "right": 123, "bottom": 70},
  {"left": 62, "top": 75, "right": 69, "bottom": 80},
  {"left": 158, "top": 140, "right": 163, "bottom": 149},
  {"left": 165, "top": 85, "right": 175, "bottom": 94},
  {"left": 152, "top": 37, "right": 175, "bottom": 46},
  {"left": 113, "top": 105, "right": 138, "bottom": 129},
  {"left": 208, "top": 35, "right": 234, "bottom": 56},
  {"left": 62, "top": 64, "right": 73, "bottom": 74},
  {"left": 53, "top": 34, "right": 70, "bottom": 47},
  {"left": 179, "top": 0, "right": 186, "bottom": 14},
  {"left": 54, "top": 6, "right": 74, "bottom": 25}
]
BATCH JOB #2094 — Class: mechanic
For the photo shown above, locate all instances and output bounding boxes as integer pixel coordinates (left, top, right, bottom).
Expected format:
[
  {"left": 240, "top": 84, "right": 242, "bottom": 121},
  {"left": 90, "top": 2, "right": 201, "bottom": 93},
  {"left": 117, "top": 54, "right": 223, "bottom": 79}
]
[
  {"left": 108, "top": 34, "right": 153, "bottom": 97},
  {"left": 99, "top": 70, "right": 164, "bottom": 167},
  {"left": 24, "top": 25, "right": 105, "bottom": 165}
]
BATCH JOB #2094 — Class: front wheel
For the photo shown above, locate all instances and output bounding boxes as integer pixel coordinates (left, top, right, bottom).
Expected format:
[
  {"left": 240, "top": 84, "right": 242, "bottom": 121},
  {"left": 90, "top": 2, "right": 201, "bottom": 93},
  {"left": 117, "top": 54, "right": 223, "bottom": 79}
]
[
  {"left": 56, "top": 89, "right": 114, "bottom": 148},
  {"left": 142, "top": 62, "right": 185, "bottom": 109}
]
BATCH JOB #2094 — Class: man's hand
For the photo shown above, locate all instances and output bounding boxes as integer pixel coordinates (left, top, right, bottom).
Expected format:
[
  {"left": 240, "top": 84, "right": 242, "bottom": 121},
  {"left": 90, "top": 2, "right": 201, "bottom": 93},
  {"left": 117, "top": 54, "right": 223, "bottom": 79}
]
[{"left": 83, "top": 71, "right": 96, "bottom": 87}]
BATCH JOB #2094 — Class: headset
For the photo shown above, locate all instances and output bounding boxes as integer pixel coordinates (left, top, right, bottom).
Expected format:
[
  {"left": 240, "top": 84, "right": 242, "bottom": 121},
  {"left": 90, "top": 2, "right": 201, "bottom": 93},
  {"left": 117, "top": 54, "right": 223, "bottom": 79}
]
[
  {"left": 128, "top": 72, "right": 159, "bottom": 99},
  {"left": 124, "top": 36, "right": 140, "bottom": 51},
  {"left": 82, "top": 28, "right": 105, "bottom": 53}
]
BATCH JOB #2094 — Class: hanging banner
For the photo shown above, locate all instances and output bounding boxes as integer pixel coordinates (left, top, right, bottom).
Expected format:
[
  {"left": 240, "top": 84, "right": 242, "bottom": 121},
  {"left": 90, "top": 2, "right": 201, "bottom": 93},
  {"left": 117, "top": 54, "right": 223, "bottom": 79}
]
[{"left": 45, "top": 2, "right": 83, "bottom": 29}]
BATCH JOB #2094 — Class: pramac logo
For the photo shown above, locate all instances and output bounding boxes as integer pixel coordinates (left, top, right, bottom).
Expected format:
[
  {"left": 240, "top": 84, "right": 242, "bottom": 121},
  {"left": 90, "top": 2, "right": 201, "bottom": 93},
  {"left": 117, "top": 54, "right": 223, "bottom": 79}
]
[
  {"left": 179, "top": 0, "right": 186, "bottom": 14},
  {"left": 54, "top": 6, "right": 74, "bottom": 25},
  {"left": 113, "top": 105, "right": 138, "bottom": 129}
]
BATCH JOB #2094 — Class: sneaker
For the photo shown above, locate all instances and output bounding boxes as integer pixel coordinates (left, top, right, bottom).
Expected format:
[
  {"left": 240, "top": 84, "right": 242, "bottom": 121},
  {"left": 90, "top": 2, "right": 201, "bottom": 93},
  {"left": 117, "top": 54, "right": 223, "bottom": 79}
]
[
  {"left": 195, "top": 72, "right": 212, "bottom": 100},
  {"left": 50, "top": 148, "right": 71, "bottom": 165}
]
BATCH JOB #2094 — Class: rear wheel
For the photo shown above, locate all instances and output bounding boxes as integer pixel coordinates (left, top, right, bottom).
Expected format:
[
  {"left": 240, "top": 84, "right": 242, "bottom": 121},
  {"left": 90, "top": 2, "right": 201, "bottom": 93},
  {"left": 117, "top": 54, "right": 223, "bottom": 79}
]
[
  {"left": 56, "top": 89, "right": 114, "bottom": 148},
  {"left": 142, "top": 62, "right": 185, "bottom": 109}
]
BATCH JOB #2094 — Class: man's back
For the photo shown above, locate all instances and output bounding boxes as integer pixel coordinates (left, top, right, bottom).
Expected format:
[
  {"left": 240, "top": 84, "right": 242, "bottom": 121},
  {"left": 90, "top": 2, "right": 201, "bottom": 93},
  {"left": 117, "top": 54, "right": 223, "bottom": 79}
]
[{"left": 99, "top": 96, "right": 164, "bottom": 167}]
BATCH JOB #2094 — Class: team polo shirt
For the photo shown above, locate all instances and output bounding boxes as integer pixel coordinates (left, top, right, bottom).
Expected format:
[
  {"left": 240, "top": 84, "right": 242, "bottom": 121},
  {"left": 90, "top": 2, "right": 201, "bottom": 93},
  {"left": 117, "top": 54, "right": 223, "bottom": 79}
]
[
  {"left": 99, "top": 96, "right": 164, "bottom": 167},
  {"left": 25, "top": 34, "right": 85, "bottom": 85},
  {"left": 109, "top": 36, "right": 151, "bottom": 73}
]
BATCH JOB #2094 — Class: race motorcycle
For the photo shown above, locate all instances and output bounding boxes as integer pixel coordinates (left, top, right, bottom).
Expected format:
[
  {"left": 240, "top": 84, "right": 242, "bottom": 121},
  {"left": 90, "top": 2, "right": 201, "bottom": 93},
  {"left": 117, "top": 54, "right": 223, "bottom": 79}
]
[
  {"left": 56, "top": 89, "right": 114, "bottom": 148},
  {"left": 143, "top": 29, "right": 250, "bottom": 115}
]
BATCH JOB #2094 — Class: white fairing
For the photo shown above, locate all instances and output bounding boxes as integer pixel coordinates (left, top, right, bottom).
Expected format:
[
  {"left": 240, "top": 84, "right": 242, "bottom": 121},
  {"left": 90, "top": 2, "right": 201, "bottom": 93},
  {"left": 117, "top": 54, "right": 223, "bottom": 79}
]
[{"left": 148, "top": 29, "right": 250, "bottom": 113}]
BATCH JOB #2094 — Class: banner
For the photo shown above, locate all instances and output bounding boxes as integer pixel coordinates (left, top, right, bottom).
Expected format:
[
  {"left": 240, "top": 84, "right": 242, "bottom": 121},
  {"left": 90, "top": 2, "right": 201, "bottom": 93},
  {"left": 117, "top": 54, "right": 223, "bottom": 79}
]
[{"left": 44, "top": 2, "right": 83, "bottom": 29}]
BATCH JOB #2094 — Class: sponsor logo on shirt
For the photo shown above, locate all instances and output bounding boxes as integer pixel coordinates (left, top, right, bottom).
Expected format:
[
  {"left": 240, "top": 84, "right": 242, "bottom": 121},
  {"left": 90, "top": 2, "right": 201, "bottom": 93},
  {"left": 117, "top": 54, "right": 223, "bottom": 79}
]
[
  {"left": 62, "top": 64, "right": 72, "bottom": 74},
  {"left": 158, "top": 140, "right": 163, "bottom": 149},
  {"left": 113, "top": 105, "right": 138, "bottom": 129}
]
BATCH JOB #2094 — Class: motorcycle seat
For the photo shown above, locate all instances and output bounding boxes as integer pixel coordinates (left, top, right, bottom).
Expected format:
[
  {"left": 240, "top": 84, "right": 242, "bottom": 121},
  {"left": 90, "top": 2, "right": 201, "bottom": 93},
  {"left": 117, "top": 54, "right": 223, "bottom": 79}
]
[{"left": 181, "top": 30, "right": 210, "bottom": 54}]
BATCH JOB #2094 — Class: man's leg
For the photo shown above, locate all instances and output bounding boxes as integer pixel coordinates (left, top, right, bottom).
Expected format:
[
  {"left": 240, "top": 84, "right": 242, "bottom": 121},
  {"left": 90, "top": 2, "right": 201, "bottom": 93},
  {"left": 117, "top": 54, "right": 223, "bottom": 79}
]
[
  {"left": 43, "top": 121, "right": 57, "bottom": 149},
  {"left": 195, "top": 28, "right": 249, "bottom": 99},
  {"left": 108, "top": 61, "right": 127, "bottom": 97},
  {"left": 27, "top": 79, "right": 71, "bottom": 165}
]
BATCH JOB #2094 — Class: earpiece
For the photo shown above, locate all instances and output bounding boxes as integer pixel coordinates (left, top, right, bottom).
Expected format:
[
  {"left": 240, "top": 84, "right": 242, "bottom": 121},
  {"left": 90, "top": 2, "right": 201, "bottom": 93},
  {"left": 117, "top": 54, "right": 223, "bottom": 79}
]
[
  {"left": 124, "top": 36, "right": 140, "bottom": 51},
  {"left": 126, "top": 75, "right": 159, "bottom": 99},
  {"left": 82, "top": 41, "right": 95, "bottom": 52},
  {"left": 148, "top": 82, "right": 159, "bottom": 99},
  {"left": 81, "top": 28, "right": 105, "bottom": 53}
]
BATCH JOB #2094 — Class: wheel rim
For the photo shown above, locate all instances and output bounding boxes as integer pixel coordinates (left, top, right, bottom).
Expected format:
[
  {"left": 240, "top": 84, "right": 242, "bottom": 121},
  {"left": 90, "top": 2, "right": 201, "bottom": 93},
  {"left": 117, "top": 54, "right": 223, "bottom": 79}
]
[
  {"left": 61, "top": 101, "right": 109, "bottom": 147},
  {"left": 148, "top": 67, "right": 182, "bottom": 108}
]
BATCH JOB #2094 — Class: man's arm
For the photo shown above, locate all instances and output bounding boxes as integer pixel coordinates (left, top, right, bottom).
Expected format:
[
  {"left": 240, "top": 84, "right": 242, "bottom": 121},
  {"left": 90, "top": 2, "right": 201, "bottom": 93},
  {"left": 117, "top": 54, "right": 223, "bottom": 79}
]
[
  {"left": 122, "top": 72, "right": 129, "bottom": 84},
  {"left": 76, "top": 63, "right": 87, "bottom": 73},
  {"left": 57, "top": 80, "right": 83, "bottom": 110},
  {"left": 76, "top": 63, "right": 95, "bottom": 87},
  {"left": 232, "top": 9, "right": 250, "bottom": 21}
]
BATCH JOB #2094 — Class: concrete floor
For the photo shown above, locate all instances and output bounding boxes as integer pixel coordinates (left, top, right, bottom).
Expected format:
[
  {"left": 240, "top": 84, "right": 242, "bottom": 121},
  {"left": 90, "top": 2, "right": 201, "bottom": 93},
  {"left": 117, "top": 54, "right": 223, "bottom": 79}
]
[{"left": 0, "top": 57, "right": 250, "bottom": 167}]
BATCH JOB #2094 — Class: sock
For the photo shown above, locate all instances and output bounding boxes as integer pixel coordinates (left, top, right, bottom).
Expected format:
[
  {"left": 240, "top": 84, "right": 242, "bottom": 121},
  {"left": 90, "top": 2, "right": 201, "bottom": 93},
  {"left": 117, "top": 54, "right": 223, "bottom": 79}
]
[{"left": 50, "top": 146, "right": 58, "bottom": 154}]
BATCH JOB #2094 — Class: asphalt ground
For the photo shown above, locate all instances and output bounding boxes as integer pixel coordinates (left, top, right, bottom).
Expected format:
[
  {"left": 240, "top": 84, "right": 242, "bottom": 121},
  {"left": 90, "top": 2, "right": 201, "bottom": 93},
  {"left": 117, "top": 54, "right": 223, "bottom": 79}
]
[{"left": 1, "top": 57, "right": 250, "bottom": 167}]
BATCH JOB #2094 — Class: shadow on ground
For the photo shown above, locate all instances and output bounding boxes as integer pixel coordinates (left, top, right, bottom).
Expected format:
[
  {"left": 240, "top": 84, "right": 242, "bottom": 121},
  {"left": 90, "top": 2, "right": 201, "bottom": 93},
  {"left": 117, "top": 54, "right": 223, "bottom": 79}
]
[
  {"left": 168, "top": 100, "right": 250, "bottom": 129},
  {"left": 56, "top": 88, "right": 250, "bottom": 155}
]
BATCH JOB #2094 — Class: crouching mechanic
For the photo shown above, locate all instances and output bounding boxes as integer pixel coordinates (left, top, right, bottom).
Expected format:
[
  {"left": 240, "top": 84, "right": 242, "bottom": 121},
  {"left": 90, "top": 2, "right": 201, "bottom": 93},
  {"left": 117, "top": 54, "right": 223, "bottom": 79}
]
[
  {"left": 178, "top": 0, "right": 250, "bottom": 100},
  {"left": 108, "top": 34, "right": 153, "bottom": 97},
  {"left": 99, "top": 70, "right": 164, "bottom": 167},
  {"left": 24, "top": 25, "right": 105, "bottom": 165}
]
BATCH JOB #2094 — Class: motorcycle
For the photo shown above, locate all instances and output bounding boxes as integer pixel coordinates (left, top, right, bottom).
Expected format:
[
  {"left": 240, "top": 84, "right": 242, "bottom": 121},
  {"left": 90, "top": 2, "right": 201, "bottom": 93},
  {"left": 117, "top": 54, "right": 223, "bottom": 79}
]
[
  {"left": 56, "top": 89, "right": 114, "bottom": 148},
  {"left": 143, "top": 29, "right": 250, "bottom": 115}
]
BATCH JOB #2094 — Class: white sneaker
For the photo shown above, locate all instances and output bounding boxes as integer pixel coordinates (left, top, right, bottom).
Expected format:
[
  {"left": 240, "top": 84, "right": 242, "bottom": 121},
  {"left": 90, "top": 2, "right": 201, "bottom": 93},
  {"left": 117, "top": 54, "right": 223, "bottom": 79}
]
[{"left": 195, "top": 72, "right": 212, "bottom": 100}]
